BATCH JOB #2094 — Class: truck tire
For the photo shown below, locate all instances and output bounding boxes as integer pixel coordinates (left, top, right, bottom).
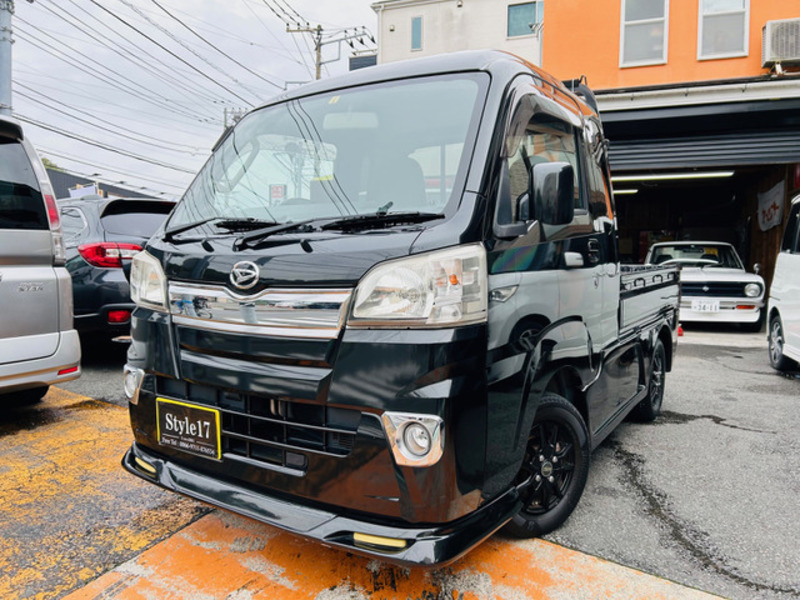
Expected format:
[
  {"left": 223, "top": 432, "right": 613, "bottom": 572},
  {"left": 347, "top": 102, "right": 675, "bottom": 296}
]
[
  {"left": 769, "top": 314, "right": 797, "bottom": 372},
  {"left": 505, "top": 393, "right": 590, "bottom": 538},
  {"left": 631, "top": 340, "right": 666, "bottom": 422}
]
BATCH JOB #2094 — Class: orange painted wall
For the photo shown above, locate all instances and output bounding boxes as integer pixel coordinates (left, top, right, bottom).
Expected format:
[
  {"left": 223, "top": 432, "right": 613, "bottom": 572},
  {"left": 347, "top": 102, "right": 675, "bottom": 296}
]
[{"left": 541, "top": 0, "right": 800, "bottom": 90}]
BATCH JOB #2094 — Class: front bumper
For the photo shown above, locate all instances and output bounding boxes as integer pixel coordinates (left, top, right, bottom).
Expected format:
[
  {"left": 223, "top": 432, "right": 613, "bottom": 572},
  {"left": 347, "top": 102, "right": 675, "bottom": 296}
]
[
  {"left": 123, "top": 442, "right": 521, "bottom": 566},
  {"left": 679, "top": 298, "right": 764, "bottom": 324}
]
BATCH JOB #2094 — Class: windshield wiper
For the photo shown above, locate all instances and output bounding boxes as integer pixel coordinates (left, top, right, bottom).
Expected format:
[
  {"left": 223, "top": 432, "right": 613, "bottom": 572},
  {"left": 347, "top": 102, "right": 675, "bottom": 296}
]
[
  {"left": 321, "top": 212, "right": 444, "bottom": 232},
  {"left": 163, "top": 217, "right": 282, "bottom": 244},
  {"left": 163, "top": 217, "right": 221, "bottom": 243},
  {"left": 234, "top": 219, "right": 320, "bottom": 250}
]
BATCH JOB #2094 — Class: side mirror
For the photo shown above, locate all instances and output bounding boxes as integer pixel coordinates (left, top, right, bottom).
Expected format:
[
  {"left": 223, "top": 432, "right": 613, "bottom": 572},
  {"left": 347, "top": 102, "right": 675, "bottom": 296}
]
[
  {"left": 531, "top": 162, "right": 575, "bottom": 226},
  {"left": 753, "top": 263, "right": 762, "bottom": 275}
]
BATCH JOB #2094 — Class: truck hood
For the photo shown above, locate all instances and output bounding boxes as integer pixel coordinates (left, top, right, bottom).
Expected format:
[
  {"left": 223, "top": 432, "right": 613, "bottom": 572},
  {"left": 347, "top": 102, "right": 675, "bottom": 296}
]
[
  {"left": 150, "top": 229, "right": 424, "bottom": 290},
  {"left": 678, "top": 267, "right": 764, "bottom": 285}
]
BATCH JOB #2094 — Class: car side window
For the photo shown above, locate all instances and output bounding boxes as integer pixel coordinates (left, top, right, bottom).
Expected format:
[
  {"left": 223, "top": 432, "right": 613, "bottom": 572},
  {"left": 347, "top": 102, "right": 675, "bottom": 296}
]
[
  {"left": 782, "top": 202, "right": 800, "bottom": 254},
  {"left": 60, "top": 207, "right": 87, "bottom": 244},
  {"left": 502, "top": 109, "right": 591, "bottom": 241}
]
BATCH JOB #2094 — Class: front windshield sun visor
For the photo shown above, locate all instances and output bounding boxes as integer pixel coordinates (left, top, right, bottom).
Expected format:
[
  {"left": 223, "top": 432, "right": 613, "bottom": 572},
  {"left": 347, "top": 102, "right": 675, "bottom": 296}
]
[{"left": 164, "top": 73, "right": 489, "bottom": 239}]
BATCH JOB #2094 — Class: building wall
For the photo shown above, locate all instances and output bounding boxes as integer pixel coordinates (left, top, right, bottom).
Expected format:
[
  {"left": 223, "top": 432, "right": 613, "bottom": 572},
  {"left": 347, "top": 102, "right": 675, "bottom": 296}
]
[
  {"left": 373, "top": 0, "right": 542, "bottom": 65},
  {"left": 542, "top": 0, "right": 799, "bottom": 89}
]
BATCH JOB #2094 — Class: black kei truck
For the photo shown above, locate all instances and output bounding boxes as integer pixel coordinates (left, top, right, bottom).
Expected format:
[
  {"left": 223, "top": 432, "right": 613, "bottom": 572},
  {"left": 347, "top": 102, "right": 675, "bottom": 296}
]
[{"left": 123, "top": 50, "right": 679, "bottom": 566}]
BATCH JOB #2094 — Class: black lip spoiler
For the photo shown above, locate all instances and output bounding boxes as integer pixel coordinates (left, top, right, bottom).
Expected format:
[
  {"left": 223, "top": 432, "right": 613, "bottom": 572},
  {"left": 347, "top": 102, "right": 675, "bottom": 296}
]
[{"left": 123, "top": 443, "right": 522, "bottom": 567}]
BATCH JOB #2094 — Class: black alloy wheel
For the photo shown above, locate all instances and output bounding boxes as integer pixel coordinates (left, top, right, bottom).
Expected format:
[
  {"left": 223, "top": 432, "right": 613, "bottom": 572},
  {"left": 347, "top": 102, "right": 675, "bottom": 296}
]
[
  {"left": 769, "top": 315, "right": 796, "bottom": 371},
  {"left": 505, "top": 393, "right": 590, "bottom": 538},
  {"left": 631, "top": 339, "right": 666, "bottom": 422}
]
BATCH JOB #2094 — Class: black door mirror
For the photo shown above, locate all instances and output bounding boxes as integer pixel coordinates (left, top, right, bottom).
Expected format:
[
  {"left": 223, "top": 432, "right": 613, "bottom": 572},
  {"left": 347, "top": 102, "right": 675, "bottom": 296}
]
[{"left": 531, "top": 161, "right": 575, "bottom": 226}]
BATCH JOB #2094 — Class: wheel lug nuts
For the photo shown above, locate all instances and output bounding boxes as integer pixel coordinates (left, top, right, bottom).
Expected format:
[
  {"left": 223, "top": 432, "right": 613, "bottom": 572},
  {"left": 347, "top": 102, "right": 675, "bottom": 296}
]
[
  {"left": 534, "top": 475, "right": 541, "bottom": 482},
  {"left": 548, "top": 476, "right": 555, "bottom": 483},
  {"left": 552, "top": 456, "right": 558, "bottom": 463},
  {"left": 539, "top": 455, "right": 545, "bottom": 462}
]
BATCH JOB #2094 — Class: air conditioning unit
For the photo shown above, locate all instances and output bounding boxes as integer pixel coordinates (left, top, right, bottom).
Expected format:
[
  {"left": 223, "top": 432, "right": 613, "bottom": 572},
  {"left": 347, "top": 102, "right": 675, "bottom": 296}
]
[{"left": 762, "top": 18, "right": 800, "bottom": 68}]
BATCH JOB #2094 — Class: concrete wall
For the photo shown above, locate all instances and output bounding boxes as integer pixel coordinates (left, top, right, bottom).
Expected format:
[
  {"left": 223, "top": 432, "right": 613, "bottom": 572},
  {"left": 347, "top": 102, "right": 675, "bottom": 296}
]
[{"left": 373, "top": 0, "right": 542, "bottom": 65}]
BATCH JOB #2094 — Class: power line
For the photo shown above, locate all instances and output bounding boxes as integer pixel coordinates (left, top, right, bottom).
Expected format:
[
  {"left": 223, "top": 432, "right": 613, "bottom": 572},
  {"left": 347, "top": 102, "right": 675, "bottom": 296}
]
[
  {"left": 38, "top": 146, "right": 189, "bottom": 191},
  {"left": 13, "top": 70, "right": 220, "bottom": 135},
  {"left": 14, "top": 24, "right": 218, "bottom": 123},
  {"left": 14, "top": 88, "right": 206, "bottom": 155},
  {"left": 37, "top": 0, "right": 231, "bottom": 109},
  {"left": 87, "top": 0, "right": 255, "bottom": 107},
  {"left": 116, "top": 0, "right": 265, "bottom": 104},
  {"left": 17, "top": 114, "right": 198, "bottom": 174},
  {"left": 149, "top": 0, "right": 284, "bottom": 90},
  {"left": 15, "top": 82, "right": 206, "bottom": 151}
]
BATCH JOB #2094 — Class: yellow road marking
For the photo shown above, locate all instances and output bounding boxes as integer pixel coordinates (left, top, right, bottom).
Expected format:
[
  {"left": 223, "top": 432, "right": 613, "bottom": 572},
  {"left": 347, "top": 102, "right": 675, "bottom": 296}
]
[
  {"left": 0, "top": 388, "right": 205, "bottom": 600},
  {"left": 66, "top": 510, "right": 723, "bottom": 600}
]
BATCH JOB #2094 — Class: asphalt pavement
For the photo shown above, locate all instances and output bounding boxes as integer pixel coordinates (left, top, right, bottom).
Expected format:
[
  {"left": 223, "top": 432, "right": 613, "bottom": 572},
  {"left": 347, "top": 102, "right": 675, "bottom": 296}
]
[{"left": 28, "top": 325, "right": 800, "bottom": 598}]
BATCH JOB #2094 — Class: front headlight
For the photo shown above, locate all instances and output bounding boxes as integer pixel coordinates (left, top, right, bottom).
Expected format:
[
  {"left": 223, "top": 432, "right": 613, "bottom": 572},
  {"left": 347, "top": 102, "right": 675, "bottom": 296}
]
[
  {"left": 744, "top": 283, "right": 761, "bottom": 298},
  {"left": 349, "top": 244, "right": 487, "bottom": 328},
  {"left": 130, "top": 251, "right": 167, "bottom": 310}
]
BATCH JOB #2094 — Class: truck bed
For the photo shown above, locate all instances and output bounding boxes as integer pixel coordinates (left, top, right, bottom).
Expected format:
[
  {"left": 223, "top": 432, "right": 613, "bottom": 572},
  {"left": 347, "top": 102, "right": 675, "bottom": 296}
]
[{"left": 619, "top": 264, "right": 680, "bottom": 334}]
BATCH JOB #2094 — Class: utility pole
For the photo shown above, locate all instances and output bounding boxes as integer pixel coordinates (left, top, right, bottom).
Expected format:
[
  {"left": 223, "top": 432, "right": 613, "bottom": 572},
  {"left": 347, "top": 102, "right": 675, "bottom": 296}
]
[
  {"left": 0, "top": 0, "right": 14, "bottom": 115},
  {"left": 286, "top": 24, "right": 375, "bottom": 81}
]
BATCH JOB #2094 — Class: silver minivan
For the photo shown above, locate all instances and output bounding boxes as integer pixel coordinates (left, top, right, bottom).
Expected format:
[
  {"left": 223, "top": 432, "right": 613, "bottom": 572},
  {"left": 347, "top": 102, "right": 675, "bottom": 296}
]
[
  {"left": 0, "top": 115, "right": 80, "bottom": 402},
  {"left": 768, "top": 193, "right": 800, "bottom": 371}
]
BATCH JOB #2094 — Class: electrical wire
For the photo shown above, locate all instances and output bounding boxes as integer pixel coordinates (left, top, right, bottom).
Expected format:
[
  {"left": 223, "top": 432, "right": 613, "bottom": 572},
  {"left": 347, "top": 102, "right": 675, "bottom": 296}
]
[
  {"left": 116, "top": 0, "right": 265, "bottom": 104},
  {"left": 17, "top": 114, "right": 199, "bottom": 174},
  {"left": 149, "top": 0, "right": 284, "bottom": 90},
  {"left": 37, "top": 0, "right": 231, "bottom": 109},
  {"left": 14, "top": 89, "right": 207, "bottom": 155},
  {"left": 14, "top": 25, "right": 218, "bottom": 123},
  {"left": 87, "top": 0, "right": 255, "bottom": 106},
  {"left": 37, "top": 146, "right": 190, "bottom": 191}
]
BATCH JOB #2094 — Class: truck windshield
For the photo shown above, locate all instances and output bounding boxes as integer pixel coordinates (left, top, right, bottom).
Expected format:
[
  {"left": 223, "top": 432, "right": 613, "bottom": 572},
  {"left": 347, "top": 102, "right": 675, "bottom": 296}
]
[
  {"left": 169, "top": 74, "right": 487, "bottom": 230},
  {"left": 650, "top": 243, "right": 744, "bottom": 268}
]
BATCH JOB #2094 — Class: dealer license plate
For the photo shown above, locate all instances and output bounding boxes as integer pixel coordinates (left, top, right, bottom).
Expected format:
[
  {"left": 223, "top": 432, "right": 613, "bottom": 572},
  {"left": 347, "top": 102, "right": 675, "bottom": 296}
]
[
  {"left": 156, "top": 398, "right": 221, "bottom": 460},
  {"left": 691, "top": 299, "right": 720, "bottom": 313}
]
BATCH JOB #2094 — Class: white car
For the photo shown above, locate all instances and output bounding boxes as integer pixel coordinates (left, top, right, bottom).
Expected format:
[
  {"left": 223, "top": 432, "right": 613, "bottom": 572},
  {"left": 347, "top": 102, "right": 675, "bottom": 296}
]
[
  {"left": 767, "top": 194, "right": 800, "bottom": 371},
  {"left": 645, "top": 241, "right": 765, "bottom": 331}
]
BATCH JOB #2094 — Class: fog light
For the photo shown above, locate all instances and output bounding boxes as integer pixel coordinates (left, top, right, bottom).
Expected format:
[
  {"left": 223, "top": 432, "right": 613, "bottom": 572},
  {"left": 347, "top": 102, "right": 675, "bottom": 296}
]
[
  {"left": 381, "top": 412, "right": 444, "bottom": 467},
  {"left": 403, "top": 422, "right": 432, "bottom": 456},
  {"left": 123, "top": 365, "right": 144, "bottom": 405}
]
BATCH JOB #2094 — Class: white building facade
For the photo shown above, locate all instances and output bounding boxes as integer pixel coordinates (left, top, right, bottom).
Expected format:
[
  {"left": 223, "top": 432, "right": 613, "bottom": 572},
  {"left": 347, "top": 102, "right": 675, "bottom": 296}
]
[{"left": 371, "top": 0, "right": 544, "bottom": 65}]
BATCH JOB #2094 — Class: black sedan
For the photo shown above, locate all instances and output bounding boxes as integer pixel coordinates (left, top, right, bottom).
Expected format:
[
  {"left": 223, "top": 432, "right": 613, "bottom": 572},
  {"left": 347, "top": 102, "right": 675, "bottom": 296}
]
[{"left": 59, "top": 195, "right": 175, "bottom": 339}]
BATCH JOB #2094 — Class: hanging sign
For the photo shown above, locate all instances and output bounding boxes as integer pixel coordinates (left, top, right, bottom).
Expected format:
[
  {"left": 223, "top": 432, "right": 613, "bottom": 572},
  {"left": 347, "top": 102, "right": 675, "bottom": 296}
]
[{"left": 757, "top": 181, "right": 784, "bottom": 232}]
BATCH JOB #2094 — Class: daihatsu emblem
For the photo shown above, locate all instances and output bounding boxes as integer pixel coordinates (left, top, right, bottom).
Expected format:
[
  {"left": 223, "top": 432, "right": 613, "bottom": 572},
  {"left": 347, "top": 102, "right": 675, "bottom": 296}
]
[
  {"left": 230, "top": 261, "right": 260, "bottom": 290},
  {"left": 702, "top": 285, "right": 710, "bottom": 292}
]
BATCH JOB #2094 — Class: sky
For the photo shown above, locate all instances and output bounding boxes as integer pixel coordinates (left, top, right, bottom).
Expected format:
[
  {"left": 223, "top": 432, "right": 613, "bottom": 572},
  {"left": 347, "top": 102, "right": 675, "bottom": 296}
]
[{"left": 11, "top": 0, "right": 378, "bottom": 199}]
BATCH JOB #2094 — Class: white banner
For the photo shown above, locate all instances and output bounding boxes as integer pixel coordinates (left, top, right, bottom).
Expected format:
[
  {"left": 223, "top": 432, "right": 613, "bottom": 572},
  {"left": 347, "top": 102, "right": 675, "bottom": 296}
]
[{"left": 757, "top": 181, "right": 784, "bottom": 232}]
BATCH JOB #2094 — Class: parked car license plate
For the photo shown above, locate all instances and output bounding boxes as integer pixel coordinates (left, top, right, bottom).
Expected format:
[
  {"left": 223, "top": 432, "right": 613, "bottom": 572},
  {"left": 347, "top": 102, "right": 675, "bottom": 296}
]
[
  {"left": 156, "top": 398, "right": 221, "bottom": 460},
  {"left": 691, "top": 299, "right": 720, "bottom": 313}
]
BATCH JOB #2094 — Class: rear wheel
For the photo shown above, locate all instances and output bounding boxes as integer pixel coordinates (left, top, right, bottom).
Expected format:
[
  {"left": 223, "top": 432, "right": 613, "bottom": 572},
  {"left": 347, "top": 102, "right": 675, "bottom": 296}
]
[
  {"left": 505, "top": 393, "right": 590, "bottom": 538},
  {"left": 631, "top": 340, "right": 666, "bottom": 422},
  {"left": 769, "top": 315, "right": 797, "bottom": 371}
]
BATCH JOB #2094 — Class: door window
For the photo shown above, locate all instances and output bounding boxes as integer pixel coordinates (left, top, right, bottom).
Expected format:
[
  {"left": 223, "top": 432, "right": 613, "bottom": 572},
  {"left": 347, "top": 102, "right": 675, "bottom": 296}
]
[{"left": 782, "top": 202, "right": 800, "bottom": 254}]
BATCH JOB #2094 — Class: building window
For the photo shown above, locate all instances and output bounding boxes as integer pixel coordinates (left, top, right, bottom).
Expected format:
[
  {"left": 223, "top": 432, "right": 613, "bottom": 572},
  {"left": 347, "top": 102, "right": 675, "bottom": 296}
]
[
  {"left": 507, "top": 2, "right": 544, "bottom": 38},
  {"left": 698, "top": 0, "right": 748, "bottom": 59},
  {"left": 411, "top": 16, "right": 422, "bottom": 51},
  {"left": 620, "top": 0, "right": 668, "bottom": 67}
]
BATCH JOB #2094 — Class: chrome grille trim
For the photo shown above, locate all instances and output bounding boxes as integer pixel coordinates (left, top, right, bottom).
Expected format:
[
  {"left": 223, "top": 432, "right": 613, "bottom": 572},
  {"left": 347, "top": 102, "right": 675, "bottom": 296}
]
[{"left": 168, "top": 282, "right": 352, "bottom": 339}]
